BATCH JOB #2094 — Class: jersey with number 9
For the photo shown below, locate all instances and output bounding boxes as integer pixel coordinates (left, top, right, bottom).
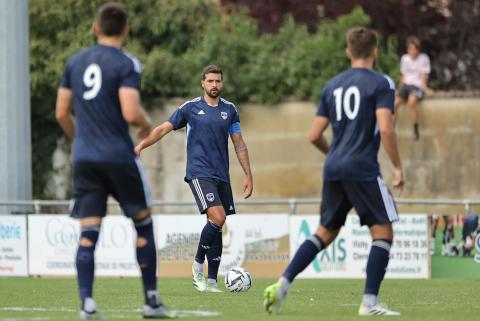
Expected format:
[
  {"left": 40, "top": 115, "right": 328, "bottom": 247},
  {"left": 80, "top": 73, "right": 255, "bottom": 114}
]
[
  {"left": 316, "top": 68, "right": 395, "bottom": 181},
  {"left": 60, "top": 44, "right": 142, "bottom": 163}
]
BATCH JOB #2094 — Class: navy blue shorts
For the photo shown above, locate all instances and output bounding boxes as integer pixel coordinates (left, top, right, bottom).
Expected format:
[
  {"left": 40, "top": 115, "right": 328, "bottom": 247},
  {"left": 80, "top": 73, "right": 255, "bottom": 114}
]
[
  {"left": 70, "top": 159, "right": 151, "bottom": 218},
  {"left": 398, "top": 85, "right": 425, "bottom": 101},
  {"left": 187, "top": 178, "right": 235, "bottom": 215},
  {"left": 320, "top": 177, "right": 399, "bottom": 228}
]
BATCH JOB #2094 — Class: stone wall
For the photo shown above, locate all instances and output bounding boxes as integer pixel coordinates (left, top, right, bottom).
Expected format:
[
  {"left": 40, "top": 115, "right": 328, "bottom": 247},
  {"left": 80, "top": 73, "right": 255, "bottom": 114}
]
[{"left": 139, "top": 97, "right": 480, "bottom": 213}]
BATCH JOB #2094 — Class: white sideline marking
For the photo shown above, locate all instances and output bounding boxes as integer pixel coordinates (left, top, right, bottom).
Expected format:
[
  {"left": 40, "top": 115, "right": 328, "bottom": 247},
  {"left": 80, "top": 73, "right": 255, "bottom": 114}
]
[{"left": 0, "top": 307, "right": 221, "bottom": 319}]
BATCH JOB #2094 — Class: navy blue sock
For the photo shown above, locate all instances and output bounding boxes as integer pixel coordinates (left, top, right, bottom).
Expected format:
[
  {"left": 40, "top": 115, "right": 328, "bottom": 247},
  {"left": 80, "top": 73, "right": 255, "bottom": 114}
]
[
  {"left": 134, "top": 216, "right": 157, "bottom": 303},
  {"left": 207, "top": 229, "right": 223, "bottom": 280},
  {"left": 364, "top": 239, "right": 392, "bottom": 295},
  {"left": 195, "top": 220, "right": 222, "bottom": 264},
  {"left": 76, "top": 226, "right": 100, "bottom": 302},
  {"left": 283, "top": 235, "right": 325, "bottom": 282}
]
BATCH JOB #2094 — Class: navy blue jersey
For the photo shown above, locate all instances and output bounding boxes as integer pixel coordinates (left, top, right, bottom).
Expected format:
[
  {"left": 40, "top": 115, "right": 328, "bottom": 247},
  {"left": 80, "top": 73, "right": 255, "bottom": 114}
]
[
  {"left": 60, "top": 44, "right": 141, "bottom": 163},
  {"left": 316, "top": 68, "right": 395, "bottom": 181},
  {"left": 168, "top": 96, "right": 241, "bottom": 183}
]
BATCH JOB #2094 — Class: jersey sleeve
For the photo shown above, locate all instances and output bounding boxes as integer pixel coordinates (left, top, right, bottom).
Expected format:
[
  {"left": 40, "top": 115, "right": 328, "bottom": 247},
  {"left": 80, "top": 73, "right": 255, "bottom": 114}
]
[
  {"left": 59, "top": 59, "right": 72, "bottom": 89},
  {"left": 315, "top": 88, "right": 329, "bottom": 118},
  {"left": 167, "top": 104, "right": 188, "bottom": 130},
  {"left": 376, "top": 76, "right": 395, "bottom": 112},
  {"left": 229, "top": 105, "right": 241, "bottom": 134},
  {"left": 119, "top": 55, "right": 142, "bottom": 90}
]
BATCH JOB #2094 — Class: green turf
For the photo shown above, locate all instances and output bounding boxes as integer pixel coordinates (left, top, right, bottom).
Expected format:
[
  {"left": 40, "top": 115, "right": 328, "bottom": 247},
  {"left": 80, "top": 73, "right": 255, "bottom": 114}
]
[
  {"left": 431, "top": 227, "right": 480, "bottom": 278},
  {"left": 1, "top": 277, "right": 479, "bottom": 321}
]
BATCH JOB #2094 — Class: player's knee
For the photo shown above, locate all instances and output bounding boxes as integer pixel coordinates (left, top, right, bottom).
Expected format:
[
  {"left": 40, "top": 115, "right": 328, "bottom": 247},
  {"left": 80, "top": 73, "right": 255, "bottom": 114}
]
[
  {"left": 79, "top": 224, "right": 100, "bottom": 248},
  {"left": 133, "top": 208, "right": 151, "bottom": 222},
  {"left": 136, "top": 237, "right": 147, "bottom": 248},
  {"left": 133, "top": 215, "right": 154, "bottom": 248},
  {"left": 211, "top": 213, "right": 226, "bottom": 226},
  {"left": 207, "top": 207, "right": 226, "bottom": 226}
]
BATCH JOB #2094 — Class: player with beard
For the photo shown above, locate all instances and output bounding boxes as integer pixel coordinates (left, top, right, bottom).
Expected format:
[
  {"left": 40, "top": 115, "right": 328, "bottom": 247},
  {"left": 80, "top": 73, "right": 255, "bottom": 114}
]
[{"left": 135, "top": 65, "right": 254, "bottom": 292}]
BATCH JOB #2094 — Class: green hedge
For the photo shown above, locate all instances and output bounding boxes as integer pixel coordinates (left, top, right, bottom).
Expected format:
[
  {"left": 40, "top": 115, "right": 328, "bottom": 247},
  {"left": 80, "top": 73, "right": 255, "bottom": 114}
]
[{"left": 29, "top": 1, "right": 399, "bottom": 197}]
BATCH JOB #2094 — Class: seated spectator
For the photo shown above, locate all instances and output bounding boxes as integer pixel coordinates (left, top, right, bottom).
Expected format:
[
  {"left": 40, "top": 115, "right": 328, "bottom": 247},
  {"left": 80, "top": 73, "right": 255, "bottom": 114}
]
[{"left": 394, "top": 36, "right": 433, "bottom": 141}]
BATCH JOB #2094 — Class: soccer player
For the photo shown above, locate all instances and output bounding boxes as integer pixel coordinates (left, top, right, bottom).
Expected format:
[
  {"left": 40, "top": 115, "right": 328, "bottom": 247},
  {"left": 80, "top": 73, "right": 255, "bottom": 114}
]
[
  {"left": 55, "top": 3, "right": 176, "bottom": 319},
  {"left": 135, "top": 65, "right": 253, "bottom": 293},
  {"left": 394, "top": 36, "right": 433, "bottom": 140},
  {"left": 456, "top": 214, "right": 479, "bottom": 256},
  {"left": 264, "top": 27, "right": 404, "bottom": 316}
]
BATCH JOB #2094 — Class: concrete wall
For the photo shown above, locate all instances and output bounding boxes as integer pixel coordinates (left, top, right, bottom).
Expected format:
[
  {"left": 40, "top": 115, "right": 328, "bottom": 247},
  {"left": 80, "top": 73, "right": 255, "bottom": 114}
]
[{"left": 140, "top": 98, "right": 480, "bottom": 212}]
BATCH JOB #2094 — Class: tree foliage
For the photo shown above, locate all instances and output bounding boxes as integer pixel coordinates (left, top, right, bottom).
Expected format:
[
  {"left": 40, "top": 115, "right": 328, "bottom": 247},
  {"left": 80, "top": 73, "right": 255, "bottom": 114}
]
[
  {"left": 29, "top": 1, "right": 398, "bottom": 197},
  {"left": 222, "top": 0, "right": 480, "bottom": 91}
]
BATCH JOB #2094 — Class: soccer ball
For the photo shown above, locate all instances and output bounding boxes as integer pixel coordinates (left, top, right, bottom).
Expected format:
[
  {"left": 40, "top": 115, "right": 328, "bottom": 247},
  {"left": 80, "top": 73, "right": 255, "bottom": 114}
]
[{"left": 224, "top": 267, "right": 252, "bottom": 292}]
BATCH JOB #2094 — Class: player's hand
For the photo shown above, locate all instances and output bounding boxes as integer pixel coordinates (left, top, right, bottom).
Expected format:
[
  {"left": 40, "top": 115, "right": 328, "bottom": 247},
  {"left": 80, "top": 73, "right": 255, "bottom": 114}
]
[
  {"left": 134, "top": 143, "right": 143, "bottom": 157},
  {"left": 137, "top": 126, "right": 151, "bottom": 140},
  {"left": 242, "top": 176, "right": 253, "bottom": 199},
  {"left": 392, "top": 167, "right": 404, "bottom": 196}
]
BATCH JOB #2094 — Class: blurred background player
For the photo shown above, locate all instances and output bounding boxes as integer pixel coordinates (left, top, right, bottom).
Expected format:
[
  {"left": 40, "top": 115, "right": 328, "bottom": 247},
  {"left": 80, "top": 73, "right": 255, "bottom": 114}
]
[
  {"left": 441, "top": 215, "right": 456, "bottom": 256},
  {"left": 456, "top": 214, "right": 479, "bottom": 256},
  {"left": 135, "top": 65, "right": 254, "bottom": 292},
  {"left": 264, "top": 26, "right": 404, "bottom": 316},
  {"left": 55, "top": 2, "right": 176, "bottom": 319},
  {"left": 394, "top": 36, "right": 433, "bottom": 140}
]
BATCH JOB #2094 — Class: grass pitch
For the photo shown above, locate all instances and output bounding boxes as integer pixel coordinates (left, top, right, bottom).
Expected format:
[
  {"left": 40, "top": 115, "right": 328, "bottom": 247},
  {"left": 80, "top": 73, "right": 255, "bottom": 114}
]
[{"left": 0, "top": 277, "right": 479, "bottom": 321}]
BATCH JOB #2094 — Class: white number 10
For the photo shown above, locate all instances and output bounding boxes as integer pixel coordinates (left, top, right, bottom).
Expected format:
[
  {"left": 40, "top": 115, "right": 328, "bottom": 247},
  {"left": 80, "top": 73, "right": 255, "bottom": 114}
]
[
  {"left": 333, "top": 86, "right": 360, "bottom": 121},
  {"left": 83, "top": 64, "right": 102, "bottom": 100}
]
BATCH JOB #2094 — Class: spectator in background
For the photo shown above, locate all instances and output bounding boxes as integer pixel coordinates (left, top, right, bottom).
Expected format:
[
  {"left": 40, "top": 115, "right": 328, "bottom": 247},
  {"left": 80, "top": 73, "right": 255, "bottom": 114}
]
[{"left": 394, "top": 36, "right": 433, "bottom": 141}]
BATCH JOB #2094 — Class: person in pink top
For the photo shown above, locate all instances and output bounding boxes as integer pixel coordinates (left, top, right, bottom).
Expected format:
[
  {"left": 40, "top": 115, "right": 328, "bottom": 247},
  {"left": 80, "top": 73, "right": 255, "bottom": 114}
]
[{"left": 394, "top": 36, "right": 433, "bottom": 140}]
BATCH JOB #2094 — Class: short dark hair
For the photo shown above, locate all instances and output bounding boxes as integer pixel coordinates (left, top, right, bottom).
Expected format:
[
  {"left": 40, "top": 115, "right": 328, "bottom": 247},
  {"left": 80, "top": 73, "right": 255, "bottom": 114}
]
[
  {"left": 346, "top": 27, "right": 377, "bottom": 59},
  {"left": 202, "top": 65, "right": 223, "bottom": 80},
  {"left": 96, "top": 2, "right": 128, "bottom": 37},
  {"left": 406, "top": 36, "right": 421, "bottom": 50}
]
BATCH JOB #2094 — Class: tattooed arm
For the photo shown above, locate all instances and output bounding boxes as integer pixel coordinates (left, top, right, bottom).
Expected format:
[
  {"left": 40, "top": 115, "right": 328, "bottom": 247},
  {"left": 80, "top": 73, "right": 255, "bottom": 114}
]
[{"left": 230, "top": 133, "right": 253, "bottom": 199}]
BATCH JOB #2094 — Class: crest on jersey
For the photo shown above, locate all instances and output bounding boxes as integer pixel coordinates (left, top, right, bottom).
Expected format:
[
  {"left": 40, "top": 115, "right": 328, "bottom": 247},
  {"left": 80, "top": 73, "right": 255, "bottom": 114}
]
[
  {"left": 474, "top": 234, "right": 480, "bottom": 263},
  {"left": 221, "top": 112, "right": 228, "bottom": 120},
  {"left": 206, "top": 193, "right": 215, "bottom": 202}
]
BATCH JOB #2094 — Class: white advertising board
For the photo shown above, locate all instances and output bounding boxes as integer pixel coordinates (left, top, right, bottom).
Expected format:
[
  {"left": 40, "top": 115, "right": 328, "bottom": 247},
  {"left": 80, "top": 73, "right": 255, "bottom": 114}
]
[
  {"left": 28, "top": 215, "right": 140, "bottom": 276},
  {"left": 0, "top": 215, "right": 28, "bottom": 276},
  {"left": 156, "top": 214, "right": 290, "bottom": 277},
  {"left": 290, "top": 214, "right": 429, "bottom": 279}
]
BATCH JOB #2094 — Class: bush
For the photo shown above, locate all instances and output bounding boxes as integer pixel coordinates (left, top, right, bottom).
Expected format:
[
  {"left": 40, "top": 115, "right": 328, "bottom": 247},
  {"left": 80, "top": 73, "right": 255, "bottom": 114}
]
[{"left": 29, "top": 1, "right": 398, "bottom": 197}]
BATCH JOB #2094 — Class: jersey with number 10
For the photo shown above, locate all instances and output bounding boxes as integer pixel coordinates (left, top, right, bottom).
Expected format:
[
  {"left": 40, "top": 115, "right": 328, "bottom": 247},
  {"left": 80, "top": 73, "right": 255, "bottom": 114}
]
[
  {"left": 316, "top": 68, "right": 395, "bottom": 181},
  {"left": 60, "top": 44, "right": 141, "bottom": 163}
]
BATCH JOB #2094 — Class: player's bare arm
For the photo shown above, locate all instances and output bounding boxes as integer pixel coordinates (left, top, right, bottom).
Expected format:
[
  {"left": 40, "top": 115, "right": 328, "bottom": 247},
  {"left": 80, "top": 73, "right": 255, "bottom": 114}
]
[
  {"left": 231, "top": 133, "right": 253, "bottom": 199},
  {"left": 376, "top": 108, "right": 404, "bottom": 193},
  {"left": 309, "top": 116, "right": 330, "bottom": 154},
  {"left": 55, "top": 87, "right": 75, "bottom": 139},
  {"left": 134, "top": 121, "right": 174, "bottom": 156},
  {"left": 119, "top": 87, "right": 151, "bottom": 139}
]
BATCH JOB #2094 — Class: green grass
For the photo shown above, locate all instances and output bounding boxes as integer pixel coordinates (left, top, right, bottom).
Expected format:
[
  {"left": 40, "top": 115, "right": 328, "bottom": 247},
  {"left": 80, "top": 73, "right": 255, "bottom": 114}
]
[
  {"left": 431, "top": 227, "right": 480, "bottom": 278},
  {"left": 1, "top": 277, "right": 479, "bottom": 321}
]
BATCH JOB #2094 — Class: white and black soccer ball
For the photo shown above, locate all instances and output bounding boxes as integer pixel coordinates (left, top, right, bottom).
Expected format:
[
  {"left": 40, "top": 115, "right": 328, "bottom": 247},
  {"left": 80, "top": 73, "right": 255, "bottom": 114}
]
[{"left": 224, "top": 267, "right": 252, "bottom": 292}]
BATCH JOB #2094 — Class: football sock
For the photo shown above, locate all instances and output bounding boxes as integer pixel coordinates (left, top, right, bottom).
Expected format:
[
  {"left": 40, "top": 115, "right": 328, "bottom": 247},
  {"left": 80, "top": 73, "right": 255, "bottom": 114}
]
[
  {"left": 76, "top": 225, "right": 100, "bottom": 302},
  {"left": 193, "top": 261, "right": 203, "bottom": 273},
  {"left": 134, "top": 216, "right": 157, "bottom": 304},
  {"left": 195, "top": 219, "right": 222, "bottom": 264},
  {"left": 207, "top": 229, "right": 223, "bottom": 280},
  {"left": 283, "top": 234, "right": 325, "bottom": 283},
  {"left": 207, "top": 278, "right": 217, "bottom": 285},
  {"left": 81, "top": 297, "right": 97, "bottom": 313},
  {"left": 364, "top": 239, "right": 392, "bottom": 302},
  {"left": 277, "top": 276, "right": 291, "bottom": 298}
]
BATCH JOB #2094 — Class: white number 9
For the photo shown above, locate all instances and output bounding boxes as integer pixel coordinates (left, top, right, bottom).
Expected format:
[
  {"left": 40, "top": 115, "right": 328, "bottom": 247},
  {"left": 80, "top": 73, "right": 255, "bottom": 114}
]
[{"left": 83, "top": 64, "right": 102, "bottom": 100}]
